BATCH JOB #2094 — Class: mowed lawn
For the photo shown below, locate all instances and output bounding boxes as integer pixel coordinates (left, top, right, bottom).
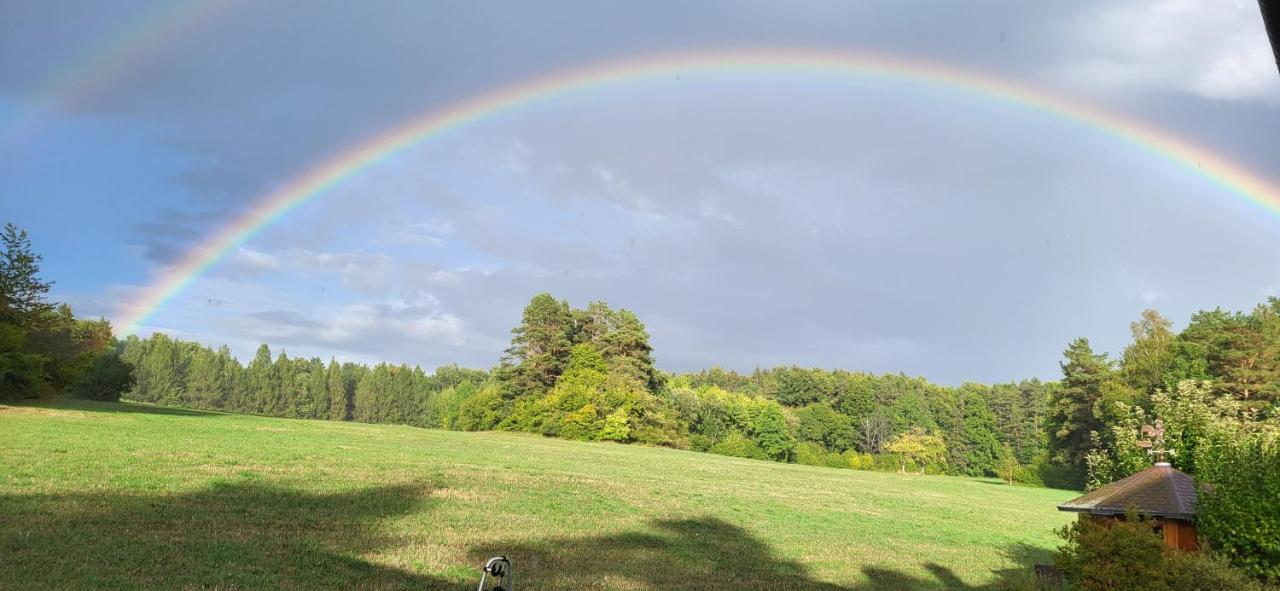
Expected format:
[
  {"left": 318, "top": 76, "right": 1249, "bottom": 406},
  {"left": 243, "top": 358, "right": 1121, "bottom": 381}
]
[{"left": 0, "top": 401, "right": 1077, "bottom": 590}]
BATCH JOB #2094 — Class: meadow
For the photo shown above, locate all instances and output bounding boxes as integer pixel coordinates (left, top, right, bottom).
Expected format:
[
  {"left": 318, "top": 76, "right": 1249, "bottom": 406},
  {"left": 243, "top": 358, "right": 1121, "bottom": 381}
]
[{"left": 1, "top": 400, "right": 1076, "bottom": 590}]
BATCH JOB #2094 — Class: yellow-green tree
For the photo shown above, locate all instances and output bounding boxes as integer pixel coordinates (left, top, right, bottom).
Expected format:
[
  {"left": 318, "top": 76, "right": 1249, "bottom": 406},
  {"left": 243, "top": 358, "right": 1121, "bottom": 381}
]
[
  {"left": 885, "top": 428, "right": 947, "bottom": 474},
  {"left": 996, "top": 444, "right": 1019, "bottom": 485}
]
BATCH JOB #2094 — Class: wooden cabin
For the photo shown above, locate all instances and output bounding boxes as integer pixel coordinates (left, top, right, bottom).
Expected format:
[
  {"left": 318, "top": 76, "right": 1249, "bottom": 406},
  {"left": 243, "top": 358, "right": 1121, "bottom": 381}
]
[{"left": 1057, "top": 462, "right": 1199, "bottom": 551}]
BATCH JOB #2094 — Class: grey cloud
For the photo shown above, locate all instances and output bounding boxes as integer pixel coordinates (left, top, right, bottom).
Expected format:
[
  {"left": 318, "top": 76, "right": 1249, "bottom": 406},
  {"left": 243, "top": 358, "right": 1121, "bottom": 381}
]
[
  {"left": 11, "top": 1, "right": 1280, "bottom": 383},
  {"left": 129, "top": 207, "right": 242, "bottom": 265},
  {"left": 246, "top": 309, "right": 322, "bottom": 329}
]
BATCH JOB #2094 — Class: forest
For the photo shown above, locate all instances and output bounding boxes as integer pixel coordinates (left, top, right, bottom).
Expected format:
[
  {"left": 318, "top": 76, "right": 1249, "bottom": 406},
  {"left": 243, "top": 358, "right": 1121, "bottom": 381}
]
[
  {"left": 109, "top": 296, "right": 1058, "bottom": 485},
  {"left": 2, "top": 221, "right": 1278, "bottom": 583}
]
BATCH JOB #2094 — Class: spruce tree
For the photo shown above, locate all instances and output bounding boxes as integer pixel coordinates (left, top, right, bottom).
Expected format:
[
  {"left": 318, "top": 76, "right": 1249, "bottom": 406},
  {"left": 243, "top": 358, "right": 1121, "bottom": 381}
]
[
  {"left": 0, "top": 222, "right": 53, "bottom": 325},
  {"left": 1047, "top": 338, "right": 1113, "bottom": 481},
  {"left": 499, "top": 293, "right": 573, "bottom": 397},
  {"left": 244, "top": 344, "right": 274, "bottom": 414}
]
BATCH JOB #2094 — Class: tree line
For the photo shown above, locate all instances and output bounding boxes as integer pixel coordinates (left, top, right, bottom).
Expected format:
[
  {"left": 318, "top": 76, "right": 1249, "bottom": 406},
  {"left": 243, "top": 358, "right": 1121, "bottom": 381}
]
[{"left": 110, "top": 292, "right": 1059, "bottom": 485}]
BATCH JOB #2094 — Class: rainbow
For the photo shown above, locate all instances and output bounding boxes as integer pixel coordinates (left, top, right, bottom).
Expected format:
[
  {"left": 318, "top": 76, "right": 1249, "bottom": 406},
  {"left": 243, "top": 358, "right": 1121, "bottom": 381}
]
[
  {"left": 117, "top": 48, "right": 1280, "bottom": 334},
  {"left": 2, "top": 0, "right": 239, "bottom": 145}
]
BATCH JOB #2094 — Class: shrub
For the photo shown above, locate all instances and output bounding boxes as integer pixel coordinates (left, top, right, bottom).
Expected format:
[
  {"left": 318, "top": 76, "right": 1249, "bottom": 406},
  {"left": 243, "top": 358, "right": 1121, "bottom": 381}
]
[
  {"left": 688, "top": 433, "right": 714, "bottom": 453},
  {"left": 1165, "top": 551, "right": 1268, "bottom": 591},
  {"left": 1197, "top": 438, "right": 1280, "bottom": 583},
  {"left": 1054, "top": 511, "right": 1266, "bottom": 591},
  {"left": 870, "top": 453, "right": 900, "bottom": 472},
  {"left": 0, "top": 322, "right": 47, "bottom": 399},
  {"left": 795, "top": 442, "right": 827, "bottom": 467},
  {"left": 69, "top": 351, "right": 134, "bottom": 401},
  {"left": 709, "top": 431, "right": 766, "bottom": 460},
  {"left": 1054, "top": 512, "right": 1171, "bottom": 590},
  {"left": 1012, "top": 464, "right": 1044, "bottom": 487},
  {"left": 822, "top": 450, "right": 847, "bottom": 469},
  {"left": 846, "top": 452, "right": 875, "bottom": 471},
  {"left": 457, "top": 383, "right": 506, "bottom": 431}
]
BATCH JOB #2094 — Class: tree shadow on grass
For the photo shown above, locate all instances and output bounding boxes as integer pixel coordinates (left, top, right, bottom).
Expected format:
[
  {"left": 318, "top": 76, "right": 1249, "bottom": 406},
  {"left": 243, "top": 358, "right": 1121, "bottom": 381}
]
[
  {"left": 470, "top": 517, "right": 1053, "bottom": 591},
  {"left": 0, "top": 481, "right": 1054, "bottom": 591},
  {"left": 11, "top": 399, "right": 230, "bottom": 419},
  {"left": 0, "top": 480, "right": 455, "bottom": 590}
]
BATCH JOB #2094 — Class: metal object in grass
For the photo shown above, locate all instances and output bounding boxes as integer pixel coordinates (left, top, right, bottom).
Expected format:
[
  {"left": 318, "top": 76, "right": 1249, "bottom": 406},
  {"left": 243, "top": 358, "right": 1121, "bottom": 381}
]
[{"left": 477, "top": 556, "right": 512, "bottom": 591}]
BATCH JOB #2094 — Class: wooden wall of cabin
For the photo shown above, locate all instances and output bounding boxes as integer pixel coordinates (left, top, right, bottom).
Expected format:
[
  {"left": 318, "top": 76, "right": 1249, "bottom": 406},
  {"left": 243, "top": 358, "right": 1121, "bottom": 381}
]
[
  {"left": 1085, "top": 514, "right": 1199, "bottom": 552},
  {"left": 1155, "top": 517, "right": 1199, "bottom": 552}
]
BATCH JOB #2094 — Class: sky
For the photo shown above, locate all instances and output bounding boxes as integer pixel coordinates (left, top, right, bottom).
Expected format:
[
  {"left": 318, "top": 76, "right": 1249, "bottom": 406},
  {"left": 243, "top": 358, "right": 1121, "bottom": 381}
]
[{"left": 1, "top": 0, "right": 1279, "bottom": 384}]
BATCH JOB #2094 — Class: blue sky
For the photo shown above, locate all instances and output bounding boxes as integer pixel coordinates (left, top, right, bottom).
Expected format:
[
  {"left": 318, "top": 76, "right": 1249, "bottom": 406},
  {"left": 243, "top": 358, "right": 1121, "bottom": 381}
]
[{"left": 2, "top": 0, "right": 1279, "bottom": 384}]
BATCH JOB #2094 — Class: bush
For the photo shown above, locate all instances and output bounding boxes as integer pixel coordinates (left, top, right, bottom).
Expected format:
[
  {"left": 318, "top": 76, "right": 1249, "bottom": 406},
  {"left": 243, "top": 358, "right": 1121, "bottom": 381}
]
[
  {"left": 823, "top": 450, "right": 848, "bottom": 469},
  {"left": 0, "top": 322, "right": 47, "bottom": 399},
  {"left": 795, "top": 442, "right": 827, "bottom": 467},
  {"left": 457, "top": 383, "right": 506, "bottom": 431},
  {"left": 870, "top": 453, "right": 900, "bottom": 472},
  {"left": 1165, "top": 551, "right": 1269, "bottom": 591},
  {"left": 846, "top": 452, "right": 874, "bottom": 471},
  {"left": 1197, "top": 438, "right": 1280, "bottom": 583},
  {"left": 1055, "top": 512, "right": 1170, "bottom": 590},
  {"left": 709, "top": 431, "right": 766, "bottom": 460},
  {"left": 1054, "top": 511, "right": 1265, "bottom": 591},
  {"left": 1031, "top": 454, "right": 1082, "bottom": 490},
  {"left": 69, "top": 351, "right": 134, "bottom": 401}
]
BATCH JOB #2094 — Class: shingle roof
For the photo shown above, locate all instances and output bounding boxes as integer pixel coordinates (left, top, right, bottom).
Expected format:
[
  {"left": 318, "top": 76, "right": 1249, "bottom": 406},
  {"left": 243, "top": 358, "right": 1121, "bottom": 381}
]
[{"left": 1057, "top": 464, "right": 1197, "bottom": 521}]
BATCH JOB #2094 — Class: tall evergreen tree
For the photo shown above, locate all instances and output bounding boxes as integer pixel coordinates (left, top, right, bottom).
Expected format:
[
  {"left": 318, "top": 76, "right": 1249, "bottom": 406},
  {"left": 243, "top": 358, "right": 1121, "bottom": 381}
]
[
  {"left": 0, "top": 222, "right": 53, "bottom": 325},
  {"left": 599, "top": 308, "right": 657, "bottom": 390},
  {"left": 244, "top": 344, "right": 274, "bottom": 414},
  {"left": 499, "top": 293, "right": 574, "bottom": 397},
  {"left": 1047, "top": 338, "right": 1113, "bottom": 481}
]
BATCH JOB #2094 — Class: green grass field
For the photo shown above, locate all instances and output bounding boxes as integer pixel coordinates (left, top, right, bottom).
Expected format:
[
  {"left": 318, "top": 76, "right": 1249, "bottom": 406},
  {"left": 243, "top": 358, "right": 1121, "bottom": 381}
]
[{"left": 1, "top": 401, "right": 1077, "bottom": 590}]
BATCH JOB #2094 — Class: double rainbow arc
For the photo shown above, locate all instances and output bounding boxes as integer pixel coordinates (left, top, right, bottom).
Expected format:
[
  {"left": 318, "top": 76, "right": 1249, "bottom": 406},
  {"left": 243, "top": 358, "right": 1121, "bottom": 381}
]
[
  {"left": 116, "top": 48, "right": 1280, "bottom": 334},
  {"left": 2, "top": 1, "right": 240, "bottom": 146}
]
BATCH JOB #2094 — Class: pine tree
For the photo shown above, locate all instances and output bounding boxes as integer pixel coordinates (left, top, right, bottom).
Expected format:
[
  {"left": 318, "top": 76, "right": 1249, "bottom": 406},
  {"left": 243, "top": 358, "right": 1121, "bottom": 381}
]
[
  {"left": 244, "top": 344, "right": 274, "bottom": 414},
  {"left": 498, "top": 293, "right": 574, "bottom": 397},
  {"left": 1047, "top": 338, "right": 1113, "bottom": 481},
  {"left": 600, "top": 308, "right": 658, "bottom": 391},
  {"left": 0, "top": 222, "right": 53, "bottom": 325}
]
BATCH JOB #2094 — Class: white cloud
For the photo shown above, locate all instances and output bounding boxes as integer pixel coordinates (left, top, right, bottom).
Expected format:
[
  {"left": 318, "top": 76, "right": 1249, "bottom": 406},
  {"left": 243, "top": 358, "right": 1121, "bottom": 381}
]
[
  {"left": 235, "top": 246, "right": 281, "bottom": 271},
  {"left": 1051, "top": 0, "right": 1280, "bottom": 103},
  {"left": 320, "top": 304, "right": 379, "bottom": 343},
  {"left": 319, "top": 303, "right": 465, "bottom": 347},
  {"left": 426, "top": 269, "right": 462, "bottom": 286},
  {"left": 395, "top": 313, "right": 465, "bottom": 346},
  {"left": 293, "top": 250, "right": 394, "bottom": 292}
]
